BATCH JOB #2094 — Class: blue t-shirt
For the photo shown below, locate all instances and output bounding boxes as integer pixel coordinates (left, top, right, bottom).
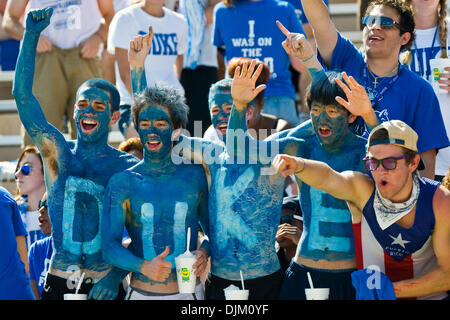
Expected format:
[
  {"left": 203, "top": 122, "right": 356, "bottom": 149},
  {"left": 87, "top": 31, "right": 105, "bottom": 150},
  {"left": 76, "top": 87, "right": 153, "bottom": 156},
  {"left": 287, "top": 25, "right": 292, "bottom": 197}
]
[
  {"left": 213, "top": 0, "right": 304, "bottom": 100},
  {"left": 321, "top": 33, "right": 450, "bottom": 153},
  {"left": 0, "top": 187, "right": 34, "bottom": 300},
  {"left": 28, "top": 236, "right": 53, "bottom": 296},
  {"left": 281, "top": 0, "right": 329, "bottom": 24}
]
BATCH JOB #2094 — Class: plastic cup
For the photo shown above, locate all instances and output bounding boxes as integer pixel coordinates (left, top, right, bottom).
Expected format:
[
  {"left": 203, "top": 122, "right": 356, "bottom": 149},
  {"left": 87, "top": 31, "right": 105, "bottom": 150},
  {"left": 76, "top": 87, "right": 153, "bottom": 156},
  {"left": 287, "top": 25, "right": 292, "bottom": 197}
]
[
  {"left": 64, "top": 293, "right": 88, "bottom": 300},
  {"left": 429, "top": 58, "right": 450, "bottom": 94},
  {"left": 175, "top": 254, "right": 197, "bottom": 294},
  {"left": 224, "top": 289, "right": 249, "bottom": 300},
  {"left": 305, "top": 288, "right": 330, "bottom": 300}
]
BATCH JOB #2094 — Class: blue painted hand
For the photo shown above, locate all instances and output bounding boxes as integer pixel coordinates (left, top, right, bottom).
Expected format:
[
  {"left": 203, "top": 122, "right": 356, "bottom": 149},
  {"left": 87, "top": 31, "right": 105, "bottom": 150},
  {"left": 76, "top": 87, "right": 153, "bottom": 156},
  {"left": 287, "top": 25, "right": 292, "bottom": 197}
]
[
  {"left": 88, "top": 275, "right": 120, "bottom": 300},
  {"left": 26, "top": 7, "right": 53, "bottom": 33}
]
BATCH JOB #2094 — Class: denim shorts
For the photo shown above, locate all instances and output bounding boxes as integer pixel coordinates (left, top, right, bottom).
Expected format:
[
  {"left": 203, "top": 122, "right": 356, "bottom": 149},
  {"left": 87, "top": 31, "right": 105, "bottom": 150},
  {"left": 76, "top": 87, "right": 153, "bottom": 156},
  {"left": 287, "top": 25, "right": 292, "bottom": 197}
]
[{"left": 263, "top": 95, "right": 298, "bottom": 126}]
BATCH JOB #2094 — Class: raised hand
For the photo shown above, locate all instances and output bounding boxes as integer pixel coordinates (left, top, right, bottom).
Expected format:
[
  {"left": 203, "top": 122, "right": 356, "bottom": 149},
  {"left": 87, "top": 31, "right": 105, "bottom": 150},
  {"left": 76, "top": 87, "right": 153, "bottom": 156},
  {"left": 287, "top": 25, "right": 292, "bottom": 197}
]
[
  {"left": 231, "top": 59, "right": 266, "bottom": 110},
  {"left": 129, "top": 26, "right": 153, "bottom": 68},
  {"left": 140, "top": 246, "right": 173, "bottom": 282},
  {"left": 276, "top": 20, "right": 314, "bottom": 61},
  {"left": 335, "top": 72, "right": 372, "bottom": 117},
  {"left": 26, "top": 8, "right": 53, "bottom": 34}
]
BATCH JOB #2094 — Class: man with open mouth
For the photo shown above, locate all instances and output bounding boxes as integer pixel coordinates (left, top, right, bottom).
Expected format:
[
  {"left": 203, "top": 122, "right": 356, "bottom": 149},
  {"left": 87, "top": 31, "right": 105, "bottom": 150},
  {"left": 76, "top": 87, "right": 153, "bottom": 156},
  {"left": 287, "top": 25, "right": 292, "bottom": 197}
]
[
  {"left": 272, "top": 120, "right": 450, "bottom": 300},
  {"left": 227, "top": 21, "right": 371, "bottom": 299},
  {"left": 295, "top": 0, "right": 449, "bottom": 180},
  {"left": 101, "top": 30, "right": 210, "bottom": 300},
  {"left": 13, "top": 8, "right": 140, "bottom": 300}
]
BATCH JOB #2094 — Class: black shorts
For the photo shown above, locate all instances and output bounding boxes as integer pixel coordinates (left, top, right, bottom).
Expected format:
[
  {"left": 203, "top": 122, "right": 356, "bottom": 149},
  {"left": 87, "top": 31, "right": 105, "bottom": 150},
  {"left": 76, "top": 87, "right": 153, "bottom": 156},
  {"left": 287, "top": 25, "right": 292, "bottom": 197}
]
[
  {"left": 279, "top": 261, "right": 356, "bottom": 300},
  {"left": 205, "top": 270, "right": 283, "bottom": 300},
  {"left": 41, "top": 273, "right": 127, "bottom": 300}
]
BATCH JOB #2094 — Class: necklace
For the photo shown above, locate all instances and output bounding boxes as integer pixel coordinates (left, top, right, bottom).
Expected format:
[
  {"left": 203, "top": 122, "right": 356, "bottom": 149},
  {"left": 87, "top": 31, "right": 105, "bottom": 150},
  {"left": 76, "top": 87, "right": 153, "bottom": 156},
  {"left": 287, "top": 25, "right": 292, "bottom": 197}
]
[{"left": 368, "top": 64, "right": 399, "bottom": 88}]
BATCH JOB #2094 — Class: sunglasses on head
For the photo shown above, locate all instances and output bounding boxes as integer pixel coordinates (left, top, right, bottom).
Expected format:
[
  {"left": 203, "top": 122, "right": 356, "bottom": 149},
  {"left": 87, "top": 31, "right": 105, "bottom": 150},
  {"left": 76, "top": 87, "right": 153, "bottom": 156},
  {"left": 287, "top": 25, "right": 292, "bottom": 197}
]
[
  {"left": 363, "top": 154, "right": 410, "bottom": 172},
  {"left": 362, "top": 15, "right": 403, "bottom": 30},
  {"left": 15, "top": 164, "right": 32, "bottom": 177}
]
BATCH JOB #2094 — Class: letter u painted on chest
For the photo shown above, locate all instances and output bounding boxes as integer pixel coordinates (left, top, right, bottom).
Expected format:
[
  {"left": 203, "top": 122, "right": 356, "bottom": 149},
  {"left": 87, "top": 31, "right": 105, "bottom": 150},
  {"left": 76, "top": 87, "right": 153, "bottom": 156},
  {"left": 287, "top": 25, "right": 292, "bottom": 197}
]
[{"left": 141, "top": 202, "right": 188, "bottom": 265}]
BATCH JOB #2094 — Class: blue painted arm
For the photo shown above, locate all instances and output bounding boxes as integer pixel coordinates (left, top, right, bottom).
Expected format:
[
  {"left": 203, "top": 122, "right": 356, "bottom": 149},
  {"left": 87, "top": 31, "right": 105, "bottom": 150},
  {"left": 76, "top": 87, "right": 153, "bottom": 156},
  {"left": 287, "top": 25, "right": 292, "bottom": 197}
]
[
  {"left": 12, "top": 8, "right": 62, "bottom": 146},
  {"left": 173, "top": 134, "right": 224, "bottom": 165},
  {"left": 286, "top": 119, "right": 315, "bottom": 139},
  {"left": 89, "top": 266, "right": 129, "bottom": 300},
  {"left": 130, "top": 67, "right": 147, "bottom": 95},
  {"left": 102, "top": 173, "right": 145, "bottom": 274}
]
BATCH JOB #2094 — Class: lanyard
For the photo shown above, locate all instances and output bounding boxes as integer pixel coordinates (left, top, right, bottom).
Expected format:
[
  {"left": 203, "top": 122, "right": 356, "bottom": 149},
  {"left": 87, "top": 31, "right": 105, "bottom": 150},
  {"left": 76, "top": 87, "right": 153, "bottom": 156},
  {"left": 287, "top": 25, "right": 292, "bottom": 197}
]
[
  {"left": 412, "top": 26, "right": 439, "bottom": 77},
  {"left": 362, "top": 64, "right": 403, "bottom": 108}
]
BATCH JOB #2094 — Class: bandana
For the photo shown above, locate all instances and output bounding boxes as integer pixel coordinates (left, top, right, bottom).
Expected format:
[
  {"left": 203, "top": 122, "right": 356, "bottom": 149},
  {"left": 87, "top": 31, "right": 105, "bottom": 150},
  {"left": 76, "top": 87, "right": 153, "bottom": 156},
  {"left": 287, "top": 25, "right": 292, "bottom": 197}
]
[{"left": 374, "top": 173, "right": 421, "bottom": 230}]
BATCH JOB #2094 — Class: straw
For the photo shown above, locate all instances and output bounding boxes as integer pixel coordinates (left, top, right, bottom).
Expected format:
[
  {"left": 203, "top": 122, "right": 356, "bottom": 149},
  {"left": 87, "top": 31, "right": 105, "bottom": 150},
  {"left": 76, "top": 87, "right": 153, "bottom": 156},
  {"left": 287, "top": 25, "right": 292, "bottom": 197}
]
[
  {"left": 307, "top": 272, "right": 314, "bottom": 289},
  {"left": 75, "top": 272, "right": 85, "bottom": 294},
  {"left": 240, "top": 270, "right": 245, "bottom": 290},
  {"left": 186, "top": 227, "right": 191, "bottom": 253}
]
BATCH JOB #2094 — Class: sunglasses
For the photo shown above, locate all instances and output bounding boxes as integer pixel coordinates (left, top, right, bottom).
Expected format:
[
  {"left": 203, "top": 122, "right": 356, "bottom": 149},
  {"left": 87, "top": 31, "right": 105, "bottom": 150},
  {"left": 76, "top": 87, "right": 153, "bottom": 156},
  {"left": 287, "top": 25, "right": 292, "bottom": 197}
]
[
  {"left": 15, "top": 164, "right": 32, "bottom": 177},
  {"left": 39, "top": 199, "right": 47, "bottom": 210},
  {"left": 363, "top": 154, "right": 410, "bottom": 172},
  {"left": 280, "top": 214, "right": 302, "bottom": 225},
  {"left": 362, "top": 15, "right": 403, "bottom": 30}
]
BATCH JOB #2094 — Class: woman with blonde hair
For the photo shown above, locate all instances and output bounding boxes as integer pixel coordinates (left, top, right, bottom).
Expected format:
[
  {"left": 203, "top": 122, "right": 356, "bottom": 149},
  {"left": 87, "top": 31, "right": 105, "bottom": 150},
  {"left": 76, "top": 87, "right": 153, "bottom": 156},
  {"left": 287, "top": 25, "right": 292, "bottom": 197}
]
[
  {"left": 14, "top": 145, "right": 47, "bottom": 250},
  {"left": 402, "top": 0, "right": 450, "bottom": 181}
]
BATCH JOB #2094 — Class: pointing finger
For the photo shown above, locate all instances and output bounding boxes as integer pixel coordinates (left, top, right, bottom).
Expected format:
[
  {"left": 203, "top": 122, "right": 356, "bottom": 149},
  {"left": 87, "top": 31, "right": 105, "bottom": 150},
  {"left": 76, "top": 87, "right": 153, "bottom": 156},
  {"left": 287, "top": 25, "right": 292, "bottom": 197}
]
[{"left": 276, "top": 20, "right": 290, "bottom": 36}]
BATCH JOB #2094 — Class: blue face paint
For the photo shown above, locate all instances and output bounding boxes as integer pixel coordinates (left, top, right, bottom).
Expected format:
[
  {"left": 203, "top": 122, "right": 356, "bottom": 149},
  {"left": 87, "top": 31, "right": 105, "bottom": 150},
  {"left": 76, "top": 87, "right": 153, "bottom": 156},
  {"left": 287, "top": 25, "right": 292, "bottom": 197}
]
[
  {"left": 102, "top": 155, "right": 210, "bottom": 290},
  {"left": 310, "top": 102, "right": 350, "bottom": 147},
  {"left": 209, "top": 92, "right": 233, "bottom": 137},
  {"left": 74, "top": 87, "right": 112, "bottom": 144},
  {"left": 137, "top": 106, "right": 173, "bottom": 162}
]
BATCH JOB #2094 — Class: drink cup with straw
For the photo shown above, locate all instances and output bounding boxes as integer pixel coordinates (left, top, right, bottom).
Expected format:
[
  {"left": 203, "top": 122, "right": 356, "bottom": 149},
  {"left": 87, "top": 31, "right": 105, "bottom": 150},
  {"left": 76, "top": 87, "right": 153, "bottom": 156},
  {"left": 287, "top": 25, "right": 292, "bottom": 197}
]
[
  {"left": 305, "top": 271, "right": 330, "bottom": 300},
  {"left": 64, "top": 272, "right": 88, "bottom": 300},
  {"left": 175, "top": 227, "right": 197, "bottom": 294},
  {"left": 224, "top": 270, "right": 249, "bottom": 300}
]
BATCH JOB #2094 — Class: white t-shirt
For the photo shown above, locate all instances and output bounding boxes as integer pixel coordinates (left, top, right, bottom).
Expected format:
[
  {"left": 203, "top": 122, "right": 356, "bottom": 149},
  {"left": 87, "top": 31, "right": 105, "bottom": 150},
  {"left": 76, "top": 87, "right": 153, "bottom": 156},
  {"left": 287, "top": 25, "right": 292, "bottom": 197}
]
[
  {"left": 408, "top": 18, "right": 450, "bottom": 176},
  {"left": 28, "top": 0, "right": 102, "bottom": 49},
  {"left": 108, "top": 4, "right": 188, "bottom": 105}
]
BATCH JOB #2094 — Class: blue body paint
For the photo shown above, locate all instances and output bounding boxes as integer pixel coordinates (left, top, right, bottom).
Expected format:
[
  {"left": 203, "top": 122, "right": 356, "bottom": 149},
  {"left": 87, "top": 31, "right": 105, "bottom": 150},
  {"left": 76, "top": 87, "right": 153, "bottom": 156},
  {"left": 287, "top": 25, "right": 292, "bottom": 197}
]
[
  {"left": 292, "top": 101, "right": 367, "bottom": 263},
  {"left": 13, "top": 8, "right": 139, "bottom": 299},
  {"left": 102, "top": 79, "right": 209, "bottom": 292},
  {"left": 229, "top": 72, "right": 367, "bottom": 267}
]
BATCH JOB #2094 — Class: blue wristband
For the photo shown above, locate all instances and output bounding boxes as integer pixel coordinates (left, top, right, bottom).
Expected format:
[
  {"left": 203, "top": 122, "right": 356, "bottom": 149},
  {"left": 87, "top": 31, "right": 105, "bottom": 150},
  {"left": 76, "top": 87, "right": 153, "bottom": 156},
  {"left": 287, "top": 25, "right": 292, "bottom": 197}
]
[{"left": 302, "top": 53, "right": 315, "bottom": 63}]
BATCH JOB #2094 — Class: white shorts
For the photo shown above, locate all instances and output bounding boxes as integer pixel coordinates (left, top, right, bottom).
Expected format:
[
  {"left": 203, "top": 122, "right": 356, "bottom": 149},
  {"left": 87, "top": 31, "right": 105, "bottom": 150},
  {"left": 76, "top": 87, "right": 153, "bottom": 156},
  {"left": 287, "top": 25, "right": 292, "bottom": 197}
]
[{"left": 126, "top": 284, "right": 205, "bottom": 300}]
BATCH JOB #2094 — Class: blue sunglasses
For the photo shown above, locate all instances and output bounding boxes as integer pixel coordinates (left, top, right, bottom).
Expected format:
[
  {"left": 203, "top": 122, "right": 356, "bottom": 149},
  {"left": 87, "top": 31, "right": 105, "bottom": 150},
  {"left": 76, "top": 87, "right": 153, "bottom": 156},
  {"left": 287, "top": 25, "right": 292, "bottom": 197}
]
[
  {"left": 362, "top": 15, "right": 404, "bottom": 31},
  {"left": 15, "top": 164, "right": 32, "bottom": 177}
]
